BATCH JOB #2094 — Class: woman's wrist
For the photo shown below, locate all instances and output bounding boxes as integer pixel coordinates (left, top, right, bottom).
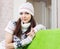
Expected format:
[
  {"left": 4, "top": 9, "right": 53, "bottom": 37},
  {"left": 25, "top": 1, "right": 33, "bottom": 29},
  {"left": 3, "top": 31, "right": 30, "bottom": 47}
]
[
  {"left": 13, "top": 41, "right": 22, "bottom": 49},
  {"left": 28, "top": 32, "right": 35, "bottom": 39},
  {"left": 13, "top": 42, "right": 17, "bottom": 49},
  {"left": 27, "top": 36, "right": 32, "bottom": 41}
]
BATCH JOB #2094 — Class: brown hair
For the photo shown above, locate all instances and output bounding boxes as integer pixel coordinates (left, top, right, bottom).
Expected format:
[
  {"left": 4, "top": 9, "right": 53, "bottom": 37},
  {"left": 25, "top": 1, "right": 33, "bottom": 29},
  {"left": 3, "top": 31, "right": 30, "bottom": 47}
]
[{"left": 13, "top": 16, "right": 36, "bottom": 38}]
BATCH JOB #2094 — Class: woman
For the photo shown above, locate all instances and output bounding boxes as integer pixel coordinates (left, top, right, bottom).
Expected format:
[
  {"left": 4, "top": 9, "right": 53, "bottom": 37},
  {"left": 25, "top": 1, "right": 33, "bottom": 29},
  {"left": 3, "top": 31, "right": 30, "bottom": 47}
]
[{"left": 0, "top": 2, "right": 46, "bottom": 49}]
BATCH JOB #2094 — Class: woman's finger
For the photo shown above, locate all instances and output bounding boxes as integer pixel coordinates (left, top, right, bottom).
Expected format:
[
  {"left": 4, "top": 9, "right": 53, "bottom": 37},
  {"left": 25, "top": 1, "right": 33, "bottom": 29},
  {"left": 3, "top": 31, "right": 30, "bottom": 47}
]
[
  {"left": 31, "top": 27, "right": 35, "bottom": 32},
  {"left": 26, "top": 33, "right": 30, "bottom": 36}
]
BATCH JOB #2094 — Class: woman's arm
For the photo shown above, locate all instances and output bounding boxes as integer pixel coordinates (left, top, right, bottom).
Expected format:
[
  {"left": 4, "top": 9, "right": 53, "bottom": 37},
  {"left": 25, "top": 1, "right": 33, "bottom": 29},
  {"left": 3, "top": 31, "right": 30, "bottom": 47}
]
[
  {"left": 34, "top": 24, "right": 46, "bottom": 32},
  {"left": 5, "top": 32, "right": 14, "bottom": 49},
  {"left": 20, "top": 28, "right": 35, "bottom": 46}
]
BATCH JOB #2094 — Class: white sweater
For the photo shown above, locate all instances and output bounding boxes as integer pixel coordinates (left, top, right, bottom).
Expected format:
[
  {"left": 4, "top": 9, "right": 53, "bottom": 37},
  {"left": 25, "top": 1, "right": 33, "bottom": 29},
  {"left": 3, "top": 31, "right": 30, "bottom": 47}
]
[{"left": 0, "top": 20, "right": 46, "bottom": 49}]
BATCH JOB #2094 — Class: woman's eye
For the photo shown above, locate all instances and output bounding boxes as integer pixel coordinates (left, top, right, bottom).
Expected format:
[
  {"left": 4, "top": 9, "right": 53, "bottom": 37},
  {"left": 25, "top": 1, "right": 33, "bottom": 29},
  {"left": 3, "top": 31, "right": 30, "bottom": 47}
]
[
  {"left": 25, "top": 12, "right": 29, "bottom": 14},
  {"left": 20, "top": 12, "right": 23, "bottom": 15},
  {"left": 20, "top": 12, "right": 29, "bottom": 15}
]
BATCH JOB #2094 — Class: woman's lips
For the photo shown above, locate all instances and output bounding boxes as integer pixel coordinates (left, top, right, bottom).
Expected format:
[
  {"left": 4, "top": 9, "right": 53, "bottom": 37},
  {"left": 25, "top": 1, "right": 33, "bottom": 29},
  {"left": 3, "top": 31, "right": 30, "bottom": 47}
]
[{"left": 23, "top": 19, "right": 27, "bottom": 21}]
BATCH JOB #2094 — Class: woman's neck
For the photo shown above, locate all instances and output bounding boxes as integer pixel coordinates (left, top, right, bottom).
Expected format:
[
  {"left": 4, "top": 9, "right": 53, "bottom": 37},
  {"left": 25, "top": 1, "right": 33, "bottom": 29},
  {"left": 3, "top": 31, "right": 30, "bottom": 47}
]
[{"left": 21, "top": 21, "right": 31, "bottom": 33}]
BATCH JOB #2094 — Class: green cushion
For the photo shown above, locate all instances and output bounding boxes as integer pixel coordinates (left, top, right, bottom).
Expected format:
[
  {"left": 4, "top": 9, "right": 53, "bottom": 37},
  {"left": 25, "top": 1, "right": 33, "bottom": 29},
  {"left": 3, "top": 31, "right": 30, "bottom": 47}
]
[
  {"left": 26, "top": 29, "right": 60, "bottom": 49},
  {"left": 17, "top": 29, "right": 60, "bottom": 49}
]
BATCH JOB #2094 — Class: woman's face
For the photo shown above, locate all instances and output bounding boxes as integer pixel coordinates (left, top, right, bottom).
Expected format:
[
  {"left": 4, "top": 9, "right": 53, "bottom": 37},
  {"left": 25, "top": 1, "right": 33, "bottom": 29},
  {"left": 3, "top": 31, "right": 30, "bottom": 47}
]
[{"left": 20, "top": 12, "right": 31, "bottom": 23}]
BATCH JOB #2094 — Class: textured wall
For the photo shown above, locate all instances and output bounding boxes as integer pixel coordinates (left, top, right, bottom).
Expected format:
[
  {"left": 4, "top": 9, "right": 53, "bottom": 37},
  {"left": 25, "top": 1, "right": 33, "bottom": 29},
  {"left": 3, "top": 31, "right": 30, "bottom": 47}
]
[
  {"left": 58, "top": 0, "right": 60, "bottom": 28},
  {"left": 0, "top": 0, "right": 13, "bottom": 41}
]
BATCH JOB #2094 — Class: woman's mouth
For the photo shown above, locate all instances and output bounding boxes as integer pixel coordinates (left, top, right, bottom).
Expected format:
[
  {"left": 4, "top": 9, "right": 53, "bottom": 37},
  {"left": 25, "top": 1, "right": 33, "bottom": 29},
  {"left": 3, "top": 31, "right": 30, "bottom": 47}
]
[{"left": 23, "top": 18, "right": 27, "bottom": 20}]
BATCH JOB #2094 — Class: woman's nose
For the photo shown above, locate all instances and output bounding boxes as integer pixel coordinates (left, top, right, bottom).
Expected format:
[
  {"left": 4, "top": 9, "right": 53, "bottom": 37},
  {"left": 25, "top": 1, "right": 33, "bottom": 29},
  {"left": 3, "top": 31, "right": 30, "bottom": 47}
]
[{"left": 22, "top": 14, "right": 26, "bottom": 18}]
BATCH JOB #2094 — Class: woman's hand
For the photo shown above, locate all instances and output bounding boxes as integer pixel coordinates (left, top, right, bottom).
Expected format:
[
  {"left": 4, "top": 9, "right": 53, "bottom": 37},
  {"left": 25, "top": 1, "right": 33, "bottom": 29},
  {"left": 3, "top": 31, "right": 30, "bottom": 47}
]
[{"left": 26, "top": 28, "right": 36, "bottom": 39}]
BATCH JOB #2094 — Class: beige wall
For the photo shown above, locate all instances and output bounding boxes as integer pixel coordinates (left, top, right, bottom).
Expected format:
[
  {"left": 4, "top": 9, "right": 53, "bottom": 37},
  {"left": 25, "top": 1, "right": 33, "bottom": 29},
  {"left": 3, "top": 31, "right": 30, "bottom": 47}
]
[
  {"left": 27, "top": 0, "right": 60, "bottom": 29},
  {"left": 0, "top": 0, "right": 13, "bottom": 41},
  {"left": 58, "top": 0, "right": 60, "bottom": 28},
  {"left": 27, "top": 0, "right": 51, "bottom": 29},
  {"left": 51, "top": 0, "right": 58, "bottom": 29}
]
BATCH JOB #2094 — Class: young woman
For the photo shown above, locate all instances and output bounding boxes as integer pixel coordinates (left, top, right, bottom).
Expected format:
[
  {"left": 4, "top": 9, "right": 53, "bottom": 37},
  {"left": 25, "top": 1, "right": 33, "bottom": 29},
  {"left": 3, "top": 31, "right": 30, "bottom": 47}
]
[{"left": 0, "top": 2, "right": 46, "bottom": 49}]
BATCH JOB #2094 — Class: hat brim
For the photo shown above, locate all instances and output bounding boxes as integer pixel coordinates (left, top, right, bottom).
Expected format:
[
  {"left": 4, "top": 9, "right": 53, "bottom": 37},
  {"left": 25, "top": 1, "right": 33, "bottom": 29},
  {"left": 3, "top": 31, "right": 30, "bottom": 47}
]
[{"left": 19, "top": 9, "right": 34, "bottom": 16}]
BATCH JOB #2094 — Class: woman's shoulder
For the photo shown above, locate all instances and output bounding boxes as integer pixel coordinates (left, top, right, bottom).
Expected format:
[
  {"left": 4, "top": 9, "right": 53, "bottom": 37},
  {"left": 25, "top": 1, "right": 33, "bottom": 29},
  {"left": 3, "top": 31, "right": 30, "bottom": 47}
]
[
  {"left": 5, "top": 20, "right": 17, "bottom": 34},
  {"left": 8, "top": 20, "right": 17, "bottom": 26},
  {"left": 34, "top": 24, "right": 46, "bottom": 32}
]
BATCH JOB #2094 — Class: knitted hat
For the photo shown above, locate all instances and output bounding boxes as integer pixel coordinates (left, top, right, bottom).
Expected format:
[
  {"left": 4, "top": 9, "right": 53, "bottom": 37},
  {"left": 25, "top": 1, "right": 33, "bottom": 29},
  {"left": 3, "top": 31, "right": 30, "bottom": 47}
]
[{"left": 19, "top": 2, "right": 34, "bottom": 16}]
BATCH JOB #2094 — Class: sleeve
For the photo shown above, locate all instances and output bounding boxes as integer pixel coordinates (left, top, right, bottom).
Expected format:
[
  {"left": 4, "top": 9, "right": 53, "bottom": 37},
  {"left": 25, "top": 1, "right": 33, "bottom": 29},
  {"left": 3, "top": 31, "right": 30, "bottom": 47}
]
[
  {"left": 13, "top": 36, "right": 32, "bottom": 49},
  {"left": 34, "top": 24, "right": 46, "bottom": 32},
  {"left": 5, "top": 20, "right": 16, "bottom": 34},
  {"left": 20, "top": 36, "right": 32, "bottom": 46}
]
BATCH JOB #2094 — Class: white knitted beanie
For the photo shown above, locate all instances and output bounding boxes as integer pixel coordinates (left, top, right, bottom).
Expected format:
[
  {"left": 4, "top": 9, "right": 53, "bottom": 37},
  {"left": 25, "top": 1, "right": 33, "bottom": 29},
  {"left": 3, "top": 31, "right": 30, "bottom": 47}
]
[{"left": 19, "top": 2, "right": 34, "bottom": 16}]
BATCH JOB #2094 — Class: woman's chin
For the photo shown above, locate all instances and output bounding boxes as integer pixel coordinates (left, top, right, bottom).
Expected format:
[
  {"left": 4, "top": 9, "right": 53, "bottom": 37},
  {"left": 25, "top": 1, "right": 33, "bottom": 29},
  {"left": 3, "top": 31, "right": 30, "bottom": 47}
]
[{"left": 23, "top": 21, "right": 28, "bottom": 23}]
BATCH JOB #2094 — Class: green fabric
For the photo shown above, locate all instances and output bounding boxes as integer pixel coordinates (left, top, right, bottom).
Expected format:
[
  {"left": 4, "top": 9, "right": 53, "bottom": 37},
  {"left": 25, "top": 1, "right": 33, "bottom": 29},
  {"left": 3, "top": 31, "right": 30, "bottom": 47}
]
[
  {"left": 17, "top": 29, "right": 60, "bottom": 49},
  {"left": 17, "top": 47, "right": 22, "bottom": 49}
]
